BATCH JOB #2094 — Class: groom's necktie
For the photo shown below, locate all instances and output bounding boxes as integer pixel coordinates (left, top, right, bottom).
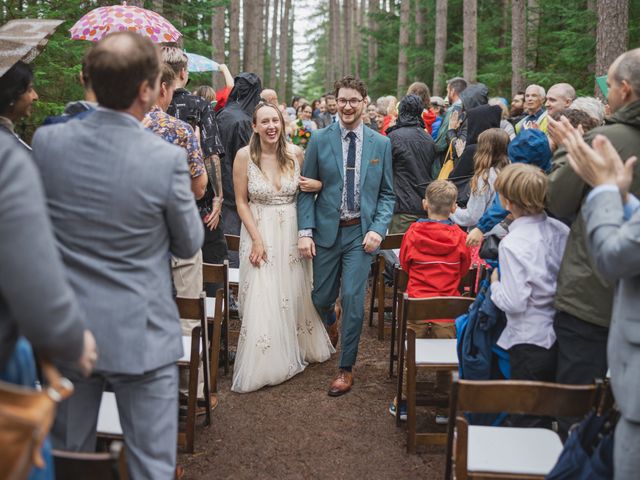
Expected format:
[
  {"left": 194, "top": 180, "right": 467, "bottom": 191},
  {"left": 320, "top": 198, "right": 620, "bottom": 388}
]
[{"left": 346, "top": 131, "right": 357, "bottom": 212}]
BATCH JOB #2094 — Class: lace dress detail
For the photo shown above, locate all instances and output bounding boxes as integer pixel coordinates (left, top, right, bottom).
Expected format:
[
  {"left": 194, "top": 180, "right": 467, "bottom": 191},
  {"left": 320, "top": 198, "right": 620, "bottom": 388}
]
[{"left": 232, "top": 160, "right": 335, "bottom": 393}]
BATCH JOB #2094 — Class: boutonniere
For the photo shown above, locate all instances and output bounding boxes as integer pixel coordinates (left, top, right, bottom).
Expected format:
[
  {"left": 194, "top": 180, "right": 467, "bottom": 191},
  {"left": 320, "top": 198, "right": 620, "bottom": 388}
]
[{"left": 370, "top": 158, "right": 380, "bottom": 165}]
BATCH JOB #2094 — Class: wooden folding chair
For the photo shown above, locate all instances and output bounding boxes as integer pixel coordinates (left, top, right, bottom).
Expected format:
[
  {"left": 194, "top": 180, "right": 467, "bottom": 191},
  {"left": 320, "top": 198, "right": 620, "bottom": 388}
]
[
  {"left": 175, "top": 292, "right": 211, "bottom": 453},
  {"left": 367, "top": 233, "right": 404, "bottom": 340},
  {"left": 398, "top": 294, "right": 474, "bottom": 451},
  {"left": 224, "top": 234, "right": 240, "bottom": 289},
  {"left": 203, "top": 261, "right": 230, "bottom": 377},
  {"left": 53, "top": 441, "right": 128, "bottom": 480},
  {"left": 458, "top": 264, "right": 488, "bottom": 297},
  {"left": 445, "top": 373, "right": 603, "bottom": 479},
  {"left": 389, "top": 266, "right": 408, "bottom": 377}
]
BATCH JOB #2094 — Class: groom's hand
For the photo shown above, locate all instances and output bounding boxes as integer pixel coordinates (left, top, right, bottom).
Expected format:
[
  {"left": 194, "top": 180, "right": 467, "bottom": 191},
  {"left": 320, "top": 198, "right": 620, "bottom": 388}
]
[
  {"left": 298, "top": 237, "right": 316, "bottom": 258},
  {"left": 362, "top": 231, "right": 382, "bottom": 253}
]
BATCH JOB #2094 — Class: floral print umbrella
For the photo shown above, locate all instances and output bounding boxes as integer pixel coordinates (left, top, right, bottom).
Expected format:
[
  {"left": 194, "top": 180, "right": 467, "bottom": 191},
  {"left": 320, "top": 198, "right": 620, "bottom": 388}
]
[{"left": 69, "top": 2, "right": 181, "bottom": 43}]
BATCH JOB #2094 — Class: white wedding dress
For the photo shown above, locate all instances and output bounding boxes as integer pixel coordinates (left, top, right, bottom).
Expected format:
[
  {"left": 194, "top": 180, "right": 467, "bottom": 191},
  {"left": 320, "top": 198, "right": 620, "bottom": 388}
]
[{"left": 231, "top": 159, "right": 335, "bottom": 393}]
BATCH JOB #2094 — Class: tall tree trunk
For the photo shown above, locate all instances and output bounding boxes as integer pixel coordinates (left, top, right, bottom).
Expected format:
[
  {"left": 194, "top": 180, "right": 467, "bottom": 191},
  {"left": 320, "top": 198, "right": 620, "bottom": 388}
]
[
  {"left": 269, "top": 0, "right": 279, "bottom": 88},
  {"left": 229, "top": 0, "right": 240, "bottom": 75},
  {"left": 243, "top": 0, "right": 257, "bottom": 72},
  {"left": 433, "top": 0, "right": 448, "bottom": 96},
  {"left": 278, "top": 0, "right": 291, "bottom": 103},
  {"left": 463, "top": 0, "right": 477, "bottom": 82},
  {"left": 255, "top": 0, "right": 265, "bottom": 79},
  {"left": 331, "top": 0, "right": 341, "bottom": 79},
  {"left": 596, "top": 0, "right": 628, "bottom": 79},
  {"left": 353, "top": 0, "right": 361, "bottom": 77},
  {"left": 397, "top": 0, "right": 410, "bottom": 97},
  {"left": 498, "top": 0, "right": 509, "bottom": 49},
  {"left": 211, "top": 2, "right": 226, "bottom": 90},
  {"left": 511, "top": 0, "right": 527, "bottom": 96},
  {"left": 263, "top": 0, "right": 270, "bottom": 82},
  {"left": 367, "top": 0, "right": 378, "bottom": 81},
  {"left": 526, "top": 0, "right": 539, "bottom": 71},
  {"left": 287, "top": 2, "right": 294, "bottom": 100},
  {"left": 343, "top": 0, "right": 352, "bottom": 75},
  {"left": 414, "top": 0, "right": 427, "bottom": 81}
]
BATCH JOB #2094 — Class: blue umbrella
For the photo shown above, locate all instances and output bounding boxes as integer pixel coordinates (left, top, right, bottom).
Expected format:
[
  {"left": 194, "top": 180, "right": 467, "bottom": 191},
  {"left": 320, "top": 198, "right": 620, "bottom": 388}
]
[{"left": 185, "top": 52, "right": 219, "bottom": 72}]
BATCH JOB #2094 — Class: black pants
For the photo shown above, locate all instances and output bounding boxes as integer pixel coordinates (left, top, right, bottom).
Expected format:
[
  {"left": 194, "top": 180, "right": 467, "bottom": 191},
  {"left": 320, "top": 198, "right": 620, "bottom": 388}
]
[
  {"left": 554, "top": 310, "right": 609, "bottom": 384},
  {"left": 509, "top": 342, "right": 557, "bottom": 428},
  {"left": 553, "top": 310, "right": 609, "bottom": 437}
]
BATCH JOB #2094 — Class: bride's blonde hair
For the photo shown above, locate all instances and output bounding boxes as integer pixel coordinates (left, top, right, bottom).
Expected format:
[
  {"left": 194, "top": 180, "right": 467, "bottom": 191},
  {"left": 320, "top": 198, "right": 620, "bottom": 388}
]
[{"left": 249, "top": 102, "right": 295, "bottom": 174}]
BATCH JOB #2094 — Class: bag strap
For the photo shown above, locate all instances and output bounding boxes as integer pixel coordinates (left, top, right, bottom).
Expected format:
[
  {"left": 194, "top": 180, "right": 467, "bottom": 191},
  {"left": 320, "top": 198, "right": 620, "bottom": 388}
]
[{"left": 40, "top": 361, "right": 74, "bottom": 403}]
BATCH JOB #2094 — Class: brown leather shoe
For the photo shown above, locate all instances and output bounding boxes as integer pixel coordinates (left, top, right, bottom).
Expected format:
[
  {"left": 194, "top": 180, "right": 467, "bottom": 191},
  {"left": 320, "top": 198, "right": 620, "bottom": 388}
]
[{"left": 328, "top": 370, "right": 354, "bottom": 397}]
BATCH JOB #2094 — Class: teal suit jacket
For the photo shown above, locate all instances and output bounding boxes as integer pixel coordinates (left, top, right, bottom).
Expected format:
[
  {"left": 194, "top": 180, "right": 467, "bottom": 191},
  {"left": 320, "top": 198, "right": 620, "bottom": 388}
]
[{"left": 297, "top": 122, "right": 395, "bottom": 248}]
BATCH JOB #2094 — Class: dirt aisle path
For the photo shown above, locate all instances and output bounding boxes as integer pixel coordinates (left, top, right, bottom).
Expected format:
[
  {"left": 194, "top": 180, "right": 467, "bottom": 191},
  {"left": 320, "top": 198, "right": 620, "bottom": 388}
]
[{"left": 179, "top": 314, "right": 446, "bottom": 479}]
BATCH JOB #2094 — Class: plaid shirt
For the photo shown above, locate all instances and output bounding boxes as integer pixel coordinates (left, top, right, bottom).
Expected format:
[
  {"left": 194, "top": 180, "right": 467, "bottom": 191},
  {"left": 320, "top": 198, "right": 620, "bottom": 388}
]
[{"left": 144, "top": 105, "right": 205, "bottom": 179}]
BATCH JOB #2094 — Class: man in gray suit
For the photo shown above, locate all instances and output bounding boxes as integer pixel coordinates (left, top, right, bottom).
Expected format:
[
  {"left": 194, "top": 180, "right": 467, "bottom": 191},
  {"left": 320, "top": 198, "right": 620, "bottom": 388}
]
[
  {"left": 551, "top": 48, "right": 640, "bottom": 479},
  {"left": 32, "top": 32, "right": 203, "bottom": 479}
]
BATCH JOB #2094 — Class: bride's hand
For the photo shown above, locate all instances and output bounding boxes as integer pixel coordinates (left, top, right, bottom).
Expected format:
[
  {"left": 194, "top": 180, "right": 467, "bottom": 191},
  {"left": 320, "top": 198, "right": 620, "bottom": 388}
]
[
  {"left": 249, "top": 240, "right": 267, "bottom": 267},
  {"left": 299, "top": 176, "right": 322, "bottom": 192}
]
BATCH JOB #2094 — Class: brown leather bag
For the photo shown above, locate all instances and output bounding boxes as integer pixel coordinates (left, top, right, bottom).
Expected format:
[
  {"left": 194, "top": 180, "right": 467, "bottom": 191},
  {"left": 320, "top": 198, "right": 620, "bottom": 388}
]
[{"left": 0, "top": 362, "right": 73, "bottom": 480}]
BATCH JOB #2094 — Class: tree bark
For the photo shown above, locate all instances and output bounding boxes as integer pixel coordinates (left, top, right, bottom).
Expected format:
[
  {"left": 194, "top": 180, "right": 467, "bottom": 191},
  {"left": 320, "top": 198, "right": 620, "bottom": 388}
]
[
  {"left": 269, "top": 0, "right": 279, "bottom": 88},
  {"left": 596, "top": 0, "right": 628, "bottom": 77},
  {"left": 211, "top": 2, "right": 226, "bottom": 90},
  {"left": 331, "top": 0, "right": 341, "bottom": 79},
  {"left": 498, "top": 0, "right": 509, "bottom": 49},
  {"left": 367, "top": 0, "right": 378, "bottom": 81},
  {"left": 151, "top": 0, "right": 163, "bottom": 14},
  {"left": 278, "top": 0, "right": 291, "bottom": 103},
  {"left": 243, "top": 0, "right": 257, "bottom": 73},
  {"left": 511, "top": 0, "right": 527, "bottom": 96},
  {"left": 343, "top": 0, "right": 352, "bottom": 75},
  {"left": 353, "top": 0, "right": 362, "bottom": 77},
  {"left": 254, "top": 0, "right": 265, "bottom": 79},
  {"left": 463, "top": 0, "right": 477, "bottom": 82},
  {"left": 229, "top": 0, "right": 240, "bottom": 75},
  {"left": 526, "top": 0, "right": 539, "bottom": 72},
  {"left": 263, "top": 0, "right": 270, "bottom": 82},
  {"left": 433, "top": 0, "right": 448, "bottom": 96},
  {"left": 397, "top": 0, "right": 410, "bottom": 97},
  {"left": 287, "top": 2, "right": 294, "bottom": 101},
  {"left": 414, "top": 0, "right": 427, "bottom": 81}
]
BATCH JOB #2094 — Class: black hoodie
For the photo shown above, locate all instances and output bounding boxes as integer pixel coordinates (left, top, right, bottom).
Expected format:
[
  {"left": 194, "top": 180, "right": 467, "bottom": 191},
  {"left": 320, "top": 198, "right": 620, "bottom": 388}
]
[
  {"left": 387, "top": 94, "right": 436, "bottom": 215},
  {"left": 217, "top": 73, "right": 263, "bottom": 206}
]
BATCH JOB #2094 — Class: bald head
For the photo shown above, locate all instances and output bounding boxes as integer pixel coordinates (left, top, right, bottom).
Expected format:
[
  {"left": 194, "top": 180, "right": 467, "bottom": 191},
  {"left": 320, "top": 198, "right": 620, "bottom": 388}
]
[
  {"left": 545, "top": 83, "right": 576, "bottom": 116},
  {"left": 88, "top": 32, "right": 160, "bottom": 110},
  {"left": 261, "top": 89, "right": 278, "bottom": 105},
  {"left": 608, "top": 48, "right": 640, "bottom": 114}
]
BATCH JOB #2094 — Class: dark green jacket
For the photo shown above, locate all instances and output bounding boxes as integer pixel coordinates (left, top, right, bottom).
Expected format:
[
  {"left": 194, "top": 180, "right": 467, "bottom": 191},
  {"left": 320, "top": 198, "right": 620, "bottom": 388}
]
[{"left": 547, "top": 100, "right": 640, "bottom": 328}]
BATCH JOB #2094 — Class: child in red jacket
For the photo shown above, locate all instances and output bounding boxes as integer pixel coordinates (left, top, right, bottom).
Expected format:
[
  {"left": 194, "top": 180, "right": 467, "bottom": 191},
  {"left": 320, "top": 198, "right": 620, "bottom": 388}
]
[
  {"left": 400, "top": 179, "right": 472, "bottom": 303},
  {"left": 391, "top": 180, "right": 471, "bottom": 420}
]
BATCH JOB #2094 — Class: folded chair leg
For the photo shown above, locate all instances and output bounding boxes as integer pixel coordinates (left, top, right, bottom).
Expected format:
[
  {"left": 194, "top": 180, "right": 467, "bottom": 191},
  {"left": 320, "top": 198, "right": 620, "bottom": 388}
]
[{"left": 368, "top": 260, "right": 379, "bottom": 327}]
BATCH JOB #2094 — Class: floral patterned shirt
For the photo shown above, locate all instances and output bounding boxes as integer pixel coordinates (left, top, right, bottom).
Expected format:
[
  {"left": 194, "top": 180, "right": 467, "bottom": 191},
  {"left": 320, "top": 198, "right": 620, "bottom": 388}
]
[{"left": 144, "top": 105, "right": 205, "bottom": 179}]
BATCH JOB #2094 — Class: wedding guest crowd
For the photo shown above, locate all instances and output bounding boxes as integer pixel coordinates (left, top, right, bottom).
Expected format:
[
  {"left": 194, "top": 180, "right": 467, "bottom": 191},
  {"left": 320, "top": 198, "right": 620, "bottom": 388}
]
[{"left": 2, "top": 21, "right": 639, "bottom": 478}]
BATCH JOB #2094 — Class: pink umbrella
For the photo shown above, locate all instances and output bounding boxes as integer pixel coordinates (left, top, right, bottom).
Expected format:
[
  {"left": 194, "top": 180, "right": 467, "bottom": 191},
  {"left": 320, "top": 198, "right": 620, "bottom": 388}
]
[{"left": 69, "top": 2, "right": 181, "bottom": 43}]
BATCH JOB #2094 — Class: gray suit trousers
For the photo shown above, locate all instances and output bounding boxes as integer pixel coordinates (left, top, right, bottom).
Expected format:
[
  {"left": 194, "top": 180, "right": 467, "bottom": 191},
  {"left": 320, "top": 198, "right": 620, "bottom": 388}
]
[{"left": 52, "top": 363, "right": 179, "bottom": 480}]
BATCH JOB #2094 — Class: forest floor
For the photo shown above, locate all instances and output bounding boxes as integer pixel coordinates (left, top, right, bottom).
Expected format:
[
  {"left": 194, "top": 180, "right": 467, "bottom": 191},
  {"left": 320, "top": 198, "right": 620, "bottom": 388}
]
[{"left": 178, "top": 291, "right": 447, "bottom": 480}]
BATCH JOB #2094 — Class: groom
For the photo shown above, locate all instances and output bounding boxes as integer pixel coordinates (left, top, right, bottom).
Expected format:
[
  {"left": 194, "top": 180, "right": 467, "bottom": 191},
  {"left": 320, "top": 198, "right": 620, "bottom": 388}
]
[{"left": 298, "top": 76, "right": 394, "bottom": 396}]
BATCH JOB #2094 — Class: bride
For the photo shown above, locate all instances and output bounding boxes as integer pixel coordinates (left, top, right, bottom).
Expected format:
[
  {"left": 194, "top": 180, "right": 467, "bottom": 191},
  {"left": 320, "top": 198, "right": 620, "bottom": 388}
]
[{"left": 231, "top": 102, "right": 335, "bottom": 393}]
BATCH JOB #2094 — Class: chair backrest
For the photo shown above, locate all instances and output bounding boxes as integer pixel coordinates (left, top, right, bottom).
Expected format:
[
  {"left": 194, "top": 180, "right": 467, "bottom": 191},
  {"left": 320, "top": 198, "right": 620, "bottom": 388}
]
[
  {"left": 402, "top": 294, "right": 474, "bottom": 322},
  {"left": 458, "top": 266, "right": 478, "bottom": 295},
  {"left": 381, "top": 233, "right": 404, "bottom": 250},
  {"left": 451, "top": 372, "right": 601, "bottom": 418},
  {"left": 202, "top": 260, "right": 229, "bottom": 285},
  {"left": 53, "top": 441, "right": 128, "bottom": 480},
  {"left": 394, "top": 267, "right": 408, "bottom": 292},
  {"left": 175, "top": 292, "right": 207, "bottom": 321},
  {"left": 225, "top": 234, "right": 240, "bottom": 252}
]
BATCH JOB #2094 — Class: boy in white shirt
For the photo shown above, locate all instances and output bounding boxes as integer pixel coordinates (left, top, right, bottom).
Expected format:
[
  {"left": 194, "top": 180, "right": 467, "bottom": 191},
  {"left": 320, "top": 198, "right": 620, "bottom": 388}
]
[{"left": 490, "top": 163, "right": 569, "bottom": 385}]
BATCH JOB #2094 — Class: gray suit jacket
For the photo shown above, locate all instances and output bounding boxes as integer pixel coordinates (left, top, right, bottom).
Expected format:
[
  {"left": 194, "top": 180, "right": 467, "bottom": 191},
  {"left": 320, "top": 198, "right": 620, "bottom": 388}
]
[
  {"left": 583, "top": 189, "right": 640, "bottom": 421},
  {"left": 0, "top": 131, "right": 85, "bottom": 370},
  {"left": 32, "top": 108, "right": 204, "bottom": 375}
]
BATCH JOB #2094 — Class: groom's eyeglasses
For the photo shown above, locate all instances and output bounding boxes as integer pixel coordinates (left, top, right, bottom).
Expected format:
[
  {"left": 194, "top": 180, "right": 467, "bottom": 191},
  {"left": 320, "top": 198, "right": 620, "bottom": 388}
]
[{"left": 337, "top": 97, "right": 363, "bottom": 108}]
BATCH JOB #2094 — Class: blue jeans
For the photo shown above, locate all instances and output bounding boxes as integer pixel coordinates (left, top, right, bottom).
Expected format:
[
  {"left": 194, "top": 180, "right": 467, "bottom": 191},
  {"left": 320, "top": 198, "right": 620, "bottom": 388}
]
[{"left": 0, "top": 337, "right": 54, "bottom": 480}]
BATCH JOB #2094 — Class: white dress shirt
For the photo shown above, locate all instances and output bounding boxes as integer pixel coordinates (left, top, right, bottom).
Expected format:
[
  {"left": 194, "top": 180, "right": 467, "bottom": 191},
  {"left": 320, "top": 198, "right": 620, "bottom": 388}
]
[{"left": 491, "top": 213, "right": 570, "bottom": 350}]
